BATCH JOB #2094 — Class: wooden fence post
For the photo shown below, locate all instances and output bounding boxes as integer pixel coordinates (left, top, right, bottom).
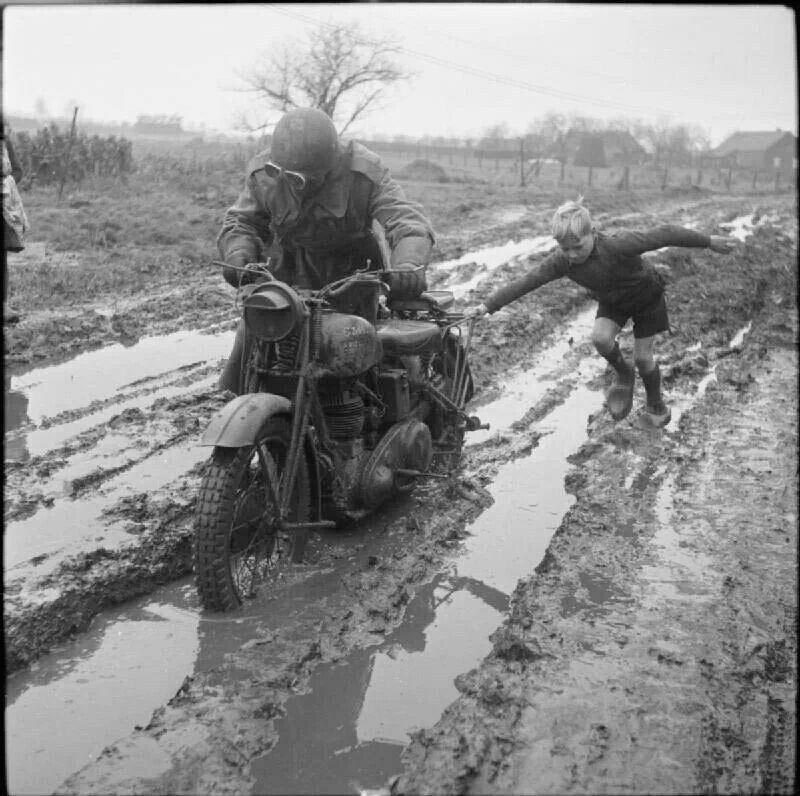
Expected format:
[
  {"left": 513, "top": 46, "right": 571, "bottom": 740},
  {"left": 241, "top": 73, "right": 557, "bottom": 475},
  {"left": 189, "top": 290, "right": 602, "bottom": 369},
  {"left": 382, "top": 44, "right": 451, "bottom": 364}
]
[
  {"left": 696, "top": 169, "right": 703, "bottom": 186},
  {"left": 58, "top": 105, "right": 79, "bottom": 201},
  {"left": 727, "top": 167, "right": 733, "bottom": 191},
  {"left": 519, "top": 138, "right": 526, "bottom": 187},
  {"left": 774, "top": 170, "right": 780, "bottom": 191},
  {"left": 588, "top": 165, "right": 593, "bottom": 187},
  {"left": 661, "top": 167, "right": 669, "bottom": 190},
  {"left": 752, "top": 170, "right": 758, "bottom": 190}
]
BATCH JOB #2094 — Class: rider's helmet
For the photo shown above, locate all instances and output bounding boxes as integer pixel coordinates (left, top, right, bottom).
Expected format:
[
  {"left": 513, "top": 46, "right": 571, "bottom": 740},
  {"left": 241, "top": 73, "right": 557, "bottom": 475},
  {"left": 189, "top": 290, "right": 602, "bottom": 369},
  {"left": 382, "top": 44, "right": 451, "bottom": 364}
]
[{"left": 270, "top": 108, "right": 339, "bottom": 176}]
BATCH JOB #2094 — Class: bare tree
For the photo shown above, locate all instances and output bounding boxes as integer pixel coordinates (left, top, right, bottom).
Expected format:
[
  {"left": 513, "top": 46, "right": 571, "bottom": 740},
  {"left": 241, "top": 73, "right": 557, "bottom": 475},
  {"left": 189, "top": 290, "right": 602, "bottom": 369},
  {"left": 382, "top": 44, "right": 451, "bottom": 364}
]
[
  {"left": 236, "top": 22, "right": 409, "bottom": 136},
  {"left": 634, "top": 117, "right": 711, "bottom": 168}
]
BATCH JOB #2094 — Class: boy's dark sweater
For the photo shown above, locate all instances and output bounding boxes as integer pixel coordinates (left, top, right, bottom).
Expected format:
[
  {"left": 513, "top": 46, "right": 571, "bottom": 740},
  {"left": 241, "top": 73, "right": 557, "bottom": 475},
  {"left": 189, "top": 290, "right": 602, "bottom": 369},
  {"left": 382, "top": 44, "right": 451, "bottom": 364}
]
[{"left": 484, "top": 225, "right": 711, "bottom": 314}]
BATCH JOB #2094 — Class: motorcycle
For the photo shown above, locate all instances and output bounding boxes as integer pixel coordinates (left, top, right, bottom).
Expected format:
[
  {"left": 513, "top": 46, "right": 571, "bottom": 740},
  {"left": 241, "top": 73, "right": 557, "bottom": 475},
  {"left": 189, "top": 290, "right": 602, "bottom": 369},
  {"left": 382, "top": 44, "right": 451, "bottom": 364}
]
[{"left": 193, "top": 258, "right": 486, "bottom": 611}]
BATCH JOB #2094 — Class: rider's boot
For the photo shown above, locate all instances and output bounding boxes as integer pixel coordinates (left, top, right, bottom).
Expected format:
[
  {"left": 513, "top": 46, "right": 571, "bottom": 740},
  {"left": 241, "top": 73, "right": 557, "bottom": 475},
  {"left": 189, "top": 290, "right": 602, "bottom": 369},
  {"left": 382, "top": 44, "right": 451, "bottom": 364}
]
[
  {"left": 603, "top": 342, "right": 635, "bottom": 421},
  {"left": 637, "top": 364, "right": 671, "bottom": 428}
]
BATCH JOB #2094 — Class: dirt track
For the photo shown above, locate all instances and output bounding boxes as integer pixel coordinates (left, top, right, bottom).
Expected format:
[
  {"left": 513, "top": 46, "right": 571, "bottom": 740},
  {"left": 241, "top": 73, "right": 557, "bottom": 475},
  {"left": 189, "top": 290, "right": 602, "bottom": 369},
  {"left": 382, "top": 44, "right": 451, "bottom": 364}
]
[{"left": 4, "top": 188, "right": 797, "bottom": 794}]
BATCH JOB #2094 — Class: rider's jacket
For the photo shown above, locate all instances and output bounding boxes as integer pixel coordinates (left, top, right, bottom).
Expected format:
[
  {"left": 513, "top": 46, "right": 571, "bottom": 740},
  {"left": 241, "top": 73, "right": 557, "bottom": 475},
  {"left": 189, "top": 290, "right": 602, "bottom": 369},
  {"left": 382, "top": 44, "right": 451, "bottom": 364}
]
[{"left": 218, "top": 141, "right": 435, "bottom": 289}]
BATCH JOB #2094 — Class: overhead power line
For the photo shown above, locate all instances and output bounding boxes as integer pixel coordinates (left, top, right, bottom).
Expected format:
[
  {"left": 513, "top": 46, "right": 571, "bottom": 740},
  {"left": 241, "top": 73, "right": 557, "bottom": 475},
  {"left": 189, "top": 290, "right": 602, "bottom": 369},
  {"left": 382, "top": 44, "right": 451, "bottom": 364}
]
[{"left": 263, "top": 3, "right": 676, "bottom": 118}]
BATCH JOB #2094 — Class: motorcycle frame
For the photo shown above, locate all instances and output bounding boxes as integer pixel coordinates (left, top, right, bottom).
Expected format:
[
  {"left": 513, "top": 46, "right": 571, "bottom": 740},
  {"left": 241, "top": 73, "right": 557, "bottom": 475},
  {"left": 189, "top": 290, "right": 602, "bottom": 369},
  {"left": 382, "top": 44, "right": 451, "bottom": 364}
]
[{"left": 240, "top": 278, "right": 479, "bottom": 534}]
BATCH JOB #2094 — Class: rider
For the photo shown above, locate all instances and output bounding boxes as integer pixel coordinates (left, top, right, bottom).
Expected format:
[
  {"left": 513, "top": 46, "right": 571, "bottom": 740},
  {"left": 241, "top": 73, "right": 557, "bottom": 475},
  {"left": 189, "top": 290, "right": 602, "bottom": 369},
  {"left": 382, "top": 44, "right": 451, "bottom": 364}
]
[{"left": 217, "top": 107, "right": 435, "bottom": 394}]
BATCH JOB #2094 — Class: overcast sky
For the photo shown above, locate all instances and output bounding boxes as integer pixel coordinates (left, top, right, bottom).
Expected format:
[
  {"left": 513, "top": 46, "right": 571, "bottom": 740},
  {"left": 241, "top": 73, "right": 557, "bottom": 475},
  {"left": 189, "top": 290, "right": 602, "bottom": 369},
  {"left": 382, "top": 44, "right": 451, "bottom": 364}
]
[{"left": 2, "top": 3, "right": 797, "bottom": 144}]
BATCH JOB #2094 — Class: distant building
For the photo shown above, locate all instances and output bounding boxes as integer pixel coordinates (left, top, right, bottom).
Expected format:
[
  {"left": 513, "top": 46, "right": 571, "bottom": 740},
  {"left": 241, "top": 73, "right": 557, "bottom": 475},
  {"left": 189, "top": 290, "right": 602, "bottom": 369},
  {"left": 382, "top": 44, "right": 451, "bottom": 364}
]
[
  {"left": 549, "top": 129, "right": 647, "bottom": 166},
  {"left": 133, "top": 115, "right": 185, "bottom": 136},
  {"left": 599, "top": 130, "right": 648, "bottom": 166},
  {"left": 706, "top": 130, "right": 797, "bottom": 176}
]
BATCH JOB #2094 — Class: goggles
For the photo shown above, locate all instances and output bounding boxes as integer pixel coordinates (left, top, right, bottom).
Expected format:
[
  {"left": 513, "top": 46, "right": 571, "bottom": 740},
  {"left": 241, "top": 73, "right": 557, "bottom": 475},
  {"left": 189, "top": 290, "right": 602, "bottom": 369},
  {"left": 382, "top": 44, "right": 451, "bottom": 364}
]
[{"left": 263, "top": 161, "right": 308, "bottom": 191}]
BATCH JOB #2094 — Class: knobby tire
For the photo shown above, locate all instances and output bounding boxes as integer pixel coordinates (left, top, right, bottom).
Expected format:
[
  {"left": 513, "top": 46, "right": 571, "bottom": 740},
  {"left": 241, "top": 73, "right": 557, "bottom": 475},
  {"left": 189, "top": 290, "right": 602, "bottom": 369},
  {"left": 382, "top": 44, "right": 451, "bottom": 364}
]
[{"left": 193, "top": 417, "right": 310, "bottom": 611}]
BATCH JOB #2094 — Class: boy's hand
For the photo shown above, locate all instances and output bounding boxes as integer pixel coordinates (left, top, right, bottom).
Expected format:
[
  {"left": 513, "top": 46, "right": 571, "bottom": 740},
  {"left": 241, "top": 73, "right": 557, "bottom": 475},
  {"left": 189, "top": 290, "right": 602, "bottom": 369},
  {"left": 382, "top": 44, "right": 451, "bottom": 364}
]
[
  {"left": 709, "top": 235, "right": 736, "bottom": 254},
  {"left": 464, "top": 302, "right": 488, "bottom": 320}
]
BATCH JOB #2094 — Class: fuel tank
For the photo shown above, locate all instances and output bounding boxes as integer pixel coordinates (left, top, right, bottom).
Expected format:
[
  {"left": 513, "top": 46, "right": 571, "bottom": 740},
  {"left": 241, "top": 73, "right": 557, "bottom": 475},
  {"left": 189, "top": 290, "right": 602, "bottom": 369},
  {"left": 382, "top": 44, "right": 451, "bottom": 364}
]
[{"left": 315, "top": 311, "right": 382, "bottom": 378}]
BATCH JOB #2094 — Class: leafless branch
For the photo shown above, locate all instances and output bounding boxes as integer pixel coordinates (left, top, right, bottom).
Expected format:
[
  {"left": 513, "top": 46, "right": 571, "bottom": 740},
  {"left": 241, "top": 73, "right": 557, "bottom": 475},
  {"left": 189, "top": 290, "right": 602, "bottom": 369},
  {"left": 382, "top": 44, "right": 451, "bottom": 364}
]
[{"left": 232, "top": 22, "right": 409, "bottom": 132}]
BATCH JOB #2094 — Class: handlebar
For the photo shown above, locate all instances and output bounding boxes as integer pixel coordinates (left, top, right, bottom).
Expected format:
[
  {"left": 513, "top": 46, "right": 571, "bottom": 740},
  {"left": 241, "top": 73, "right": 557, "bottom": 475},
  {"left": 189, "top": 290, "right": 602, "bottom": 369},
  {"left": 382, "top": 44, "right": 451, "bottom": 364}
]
[
  {"left": 214, "top": 260, "right": 424, "bottom": 301},
  {"left": 319, "top": 268, "right": 390, "bottom": 300}
]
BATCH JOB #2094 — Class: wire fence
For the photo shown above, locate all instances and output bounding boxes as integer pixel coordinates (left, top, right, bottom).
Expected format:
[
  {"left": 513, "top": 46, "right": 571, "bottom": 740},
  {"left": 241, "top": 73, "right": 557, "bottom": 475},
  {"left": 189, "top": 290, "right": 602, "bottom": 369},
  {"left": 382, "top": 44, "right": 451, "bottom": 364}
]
[{"left": 9, "top": 124, "right": 795, "bottom": 198}]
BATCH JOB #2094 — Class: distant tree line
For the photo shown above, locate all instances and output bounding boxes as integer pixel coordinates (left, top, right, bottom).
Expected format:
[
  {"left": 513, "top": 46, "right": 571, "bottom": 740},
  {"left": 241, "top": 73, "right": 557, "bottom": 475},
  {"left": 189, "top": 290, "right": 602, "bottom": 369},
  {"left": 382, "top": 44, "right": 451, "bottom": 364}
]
[{"left": 360, "top": 113, "right": 712, "bottom": 170}]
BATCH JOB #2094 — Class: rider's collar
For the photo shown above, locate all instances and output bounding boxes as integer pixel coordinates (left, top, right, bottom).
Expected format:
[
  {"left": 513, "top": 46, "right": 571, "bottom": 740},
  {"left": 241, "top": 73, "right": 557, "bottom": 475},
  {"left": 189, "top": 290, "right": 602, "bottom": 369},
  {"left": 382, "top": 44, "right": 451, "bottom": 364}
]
[{"left": 301, "top": 145, "right": 350, "bottom": 219}]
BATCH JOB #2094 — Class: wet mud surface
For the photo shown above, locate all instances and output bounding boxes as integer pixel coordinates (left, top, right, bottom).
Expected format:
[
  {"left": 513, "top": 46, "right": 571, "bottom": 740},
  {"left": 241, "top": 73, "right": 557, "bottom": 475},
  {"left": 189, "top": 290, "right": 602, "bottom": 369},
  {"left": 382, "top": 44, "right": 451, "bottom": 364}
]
[{"left": 4, "top": 189, "right": 797, "bottom": 794}]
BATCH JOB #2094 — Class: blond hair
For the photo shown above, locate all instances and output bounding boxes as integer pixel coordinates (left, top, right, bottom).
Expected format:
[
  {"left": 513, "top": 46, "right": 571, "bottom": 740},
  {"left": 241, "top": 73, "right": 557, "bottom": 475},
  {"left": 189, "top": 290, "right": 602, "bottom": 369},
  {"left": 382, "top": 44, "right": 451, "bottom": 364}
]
[{"left": 551, "top": 196, "right": 592, "bottom": 241}]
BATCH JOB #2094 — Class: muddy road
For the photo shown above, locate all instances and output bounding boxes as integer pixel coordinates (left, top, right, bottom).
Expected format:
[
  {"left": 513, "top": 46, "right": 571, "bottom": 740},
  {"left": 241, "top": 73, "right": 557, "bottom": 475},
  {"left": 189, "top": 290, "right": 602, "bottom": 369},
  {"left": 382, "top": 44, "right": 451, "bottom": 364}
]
[{"left": 4, "top": 189, "right": 797, "bottom": 794}]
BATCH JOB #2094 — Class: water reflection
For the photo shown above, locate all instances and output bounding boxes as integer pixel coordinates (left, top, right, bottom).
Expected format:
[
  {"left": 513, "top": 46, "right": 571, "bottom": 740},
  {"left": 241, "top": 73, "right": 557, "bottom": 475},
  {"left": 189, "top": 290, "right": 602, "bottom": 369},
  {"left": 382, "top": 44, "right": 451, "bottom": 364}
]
[
  {"left": 252, "top": 574, "right": 507, "bottom": 795},
  {"left": 5, "top": 371, "right": 31, "bottom": 461},
  {"left": 9, "top": 328, "right": 233, "bottom": 424},
  {"left": 5, "top": 581, "right": 200, "bottom": 796}
]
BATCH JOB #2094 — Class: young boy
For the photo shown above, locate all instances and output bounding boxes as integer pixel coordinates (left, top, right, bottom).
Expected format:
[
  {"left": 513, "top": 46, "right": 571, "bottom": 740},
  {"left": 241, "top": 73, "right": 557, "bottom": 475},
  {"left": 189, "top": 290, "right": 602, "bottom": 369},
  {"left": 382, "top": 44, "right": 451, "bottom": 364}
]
[{"left": 466, "top": 199, "right": 736, "bottom": 427}]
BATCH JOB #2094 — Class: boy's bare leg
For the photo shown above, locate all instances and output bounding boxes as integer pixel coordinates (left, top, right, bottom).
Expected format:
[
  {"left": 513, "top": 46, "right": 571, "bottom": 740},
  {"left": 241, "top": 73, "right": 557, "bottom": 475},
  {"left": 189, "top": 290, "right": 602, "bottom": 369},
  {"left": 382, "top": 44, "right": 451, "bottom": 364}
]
[
  {"left": 634, "top": 334, "right": 671, "bottom": 426},
  {"left": 593, "top": 318, "right": 635, "bottom": 420}
]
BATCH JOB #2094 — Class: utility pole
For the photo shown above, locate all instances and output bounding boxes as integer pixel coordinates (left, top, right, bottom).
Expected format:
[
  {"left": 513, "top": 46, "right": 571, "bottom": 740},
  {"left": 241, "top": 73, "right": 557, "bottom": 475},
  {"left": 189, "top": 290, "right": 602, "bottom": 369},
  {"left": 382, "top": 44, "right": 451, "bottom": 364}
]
[{"left": 58, "top": 106, "right": 79, "bottom": 201}]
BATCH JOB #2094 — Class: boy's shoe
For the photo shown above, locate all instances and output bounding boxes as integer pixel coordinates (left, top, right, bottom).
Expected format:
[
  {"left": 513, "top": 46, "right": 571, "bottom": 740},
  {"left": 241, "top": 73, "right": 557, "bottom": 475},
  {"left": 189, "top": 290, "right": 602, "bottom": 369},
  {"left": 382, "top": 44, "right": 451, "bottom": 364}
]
[
  {"left": 606, "top": 368, "right": 635, "bottom": 420},
  {"left": 636, "top": 404, "right": 672, "bottom": 429}
]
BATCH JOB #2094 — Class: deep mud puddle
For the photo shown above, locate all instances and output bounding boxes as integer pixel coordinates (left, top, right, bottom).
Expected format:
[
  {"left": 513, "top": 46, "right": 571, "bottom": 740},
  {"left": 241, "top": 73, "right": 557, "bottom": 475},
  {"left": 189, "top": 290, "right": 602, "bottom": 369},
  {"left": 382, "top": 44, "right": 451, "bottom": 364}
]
[
  {"left": 249, "top": 379, "right": 607, "bottom": 793},
  {"left": 5, "top": 580, "right": 202, "bottom": 795},
  {"left": 5, "top": 326, "right": 234, "bottom": 462}
]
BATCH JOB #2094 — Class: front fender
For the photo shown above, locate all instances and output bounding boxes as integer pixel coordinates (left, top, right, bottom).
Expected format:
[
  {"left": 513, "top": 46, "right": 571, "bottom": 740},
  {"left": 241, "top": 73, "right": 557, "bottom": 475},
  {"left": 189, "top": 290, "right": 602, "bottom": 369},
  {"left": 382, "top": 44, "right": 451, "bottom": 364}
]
[{"left": 200, "top": 393, "right": 292, "bottom": 448}]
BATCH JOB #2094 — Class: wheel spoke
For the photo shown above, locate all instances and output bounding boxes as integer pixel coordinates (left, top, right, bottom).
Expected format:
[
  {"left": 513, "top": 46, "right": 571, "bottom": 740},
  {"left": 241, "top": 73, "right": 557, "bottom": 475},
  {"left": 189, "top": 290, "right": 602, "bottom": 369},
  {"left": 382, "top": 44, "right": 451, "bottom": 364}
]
[{"left": 194, "top": 419, "right": 309, "bottom": 612}]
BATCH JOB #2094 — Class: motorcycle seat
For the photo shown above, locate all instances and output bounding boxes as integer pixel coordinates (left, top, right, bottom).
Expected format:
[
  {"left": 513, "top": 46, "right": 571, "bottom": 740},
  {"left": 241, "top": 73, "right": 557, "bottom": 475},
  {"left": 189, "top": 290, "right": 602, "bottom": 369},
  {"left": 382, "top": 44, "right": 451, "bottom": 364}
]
[
  {"left": 389, "top": 290, "right": 455, "bottom": 313},
  {"left": 376, "top": 319, "right": 443, "bottom": 357}
]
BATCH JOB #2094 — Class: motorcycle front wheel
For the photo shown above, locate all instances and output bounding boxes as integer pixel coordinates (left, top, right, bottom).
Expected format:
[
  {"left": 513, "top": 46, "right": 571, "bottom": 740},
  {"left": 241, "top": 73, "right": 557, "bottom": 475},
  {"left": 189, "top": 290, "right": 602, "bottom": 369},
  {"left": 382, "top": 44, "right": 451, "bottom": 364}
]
[{"left": 193, "top": 417, "right": 310, "bottom": 611}]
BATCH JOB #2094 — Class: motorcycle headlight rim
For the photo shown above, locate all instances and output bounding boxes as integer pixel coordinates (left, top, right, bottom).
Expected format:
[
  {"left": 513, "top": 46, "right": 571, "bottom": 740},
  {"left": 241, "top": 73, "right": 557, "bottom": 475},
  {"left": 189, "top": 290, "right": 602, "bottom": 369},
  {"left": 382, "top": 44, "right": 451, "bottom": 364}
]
[{"left": 242, "top": 281, "right": 304, "bottom": 342}]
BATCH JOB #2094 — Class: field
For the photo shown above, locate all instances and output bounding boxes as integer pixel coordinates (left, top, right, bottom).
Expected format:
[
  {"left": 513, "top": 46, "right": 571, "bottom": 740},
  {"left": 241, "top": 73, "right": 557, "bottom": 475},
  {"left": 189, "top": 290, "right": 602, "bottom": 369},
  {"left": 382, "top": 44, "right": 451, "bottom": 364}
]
[{"left": 4, "top": 145, "right": 797, "bottom": 794}]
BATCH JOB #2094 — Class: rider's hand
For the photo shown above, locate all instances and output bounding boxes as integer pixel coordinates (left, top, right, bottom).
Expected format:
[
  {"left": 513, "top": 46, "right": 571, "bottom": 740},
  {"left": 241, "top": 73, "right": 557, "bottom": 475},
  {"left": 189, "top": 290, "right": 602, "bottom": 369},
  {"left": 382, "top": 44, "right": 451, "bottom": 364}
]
[
  {"left": 222, "top": 252, "right": 248, "bottom": 288},
  {"left": 464, "top": 302, "right": 488, "bottom": 319},
  {"left": 709, "top": 235, "right": 736, "bottom": 254},
  {"left": 386, "top": 263, "right": 427, "bottom": 300},
  {"left": 225, "top": 255, "right": 273, "bottom": 288},
  {"left": 243, "top": 262, "right": 273, "bottom": 283}
]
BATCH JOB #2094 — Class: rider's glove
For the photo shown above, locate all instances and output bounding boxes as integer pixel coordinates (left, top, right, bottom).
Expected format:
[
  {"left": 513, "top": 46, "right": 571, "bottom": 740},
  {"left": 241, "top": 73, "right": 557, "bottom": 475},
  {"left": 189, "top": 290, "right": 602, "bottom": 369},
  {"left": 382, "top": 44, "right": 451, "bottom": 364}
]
[
  {"left": 222, "top": 251, "right": 252, "bottom": 288},
  {"left": 223, "top": 253, "right": 273, "bottom": 288},
  {"left": 243, "top": 262, "right": 274, "bottom": 283},
  {"left": 386, "top": 263, "right": 427, "bottom": 300}
]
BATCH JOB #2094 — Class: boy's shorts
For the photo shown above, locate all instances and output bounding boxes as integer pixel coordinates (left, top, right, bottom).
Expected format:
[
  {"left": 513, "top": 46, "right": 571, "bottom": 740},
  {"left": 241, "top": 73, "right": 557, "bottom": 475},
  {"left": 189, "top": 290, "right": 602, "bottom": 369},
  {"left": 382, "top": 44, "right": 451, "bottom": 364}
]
[{"left": 596, "top": 293, "right": 669, "bottom": 339}]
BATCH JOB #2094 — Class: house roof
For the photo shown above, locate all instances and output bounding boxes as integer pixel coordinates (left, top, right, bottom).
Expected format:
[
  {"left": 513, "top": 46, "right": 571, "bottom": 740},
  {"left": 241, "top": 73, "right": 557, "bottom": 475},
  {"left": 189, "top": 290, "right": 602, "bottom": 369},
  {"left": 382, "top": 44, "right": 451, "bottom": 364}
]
[{"left": 712, "top": 130, "right": 795, "bottom": 156}]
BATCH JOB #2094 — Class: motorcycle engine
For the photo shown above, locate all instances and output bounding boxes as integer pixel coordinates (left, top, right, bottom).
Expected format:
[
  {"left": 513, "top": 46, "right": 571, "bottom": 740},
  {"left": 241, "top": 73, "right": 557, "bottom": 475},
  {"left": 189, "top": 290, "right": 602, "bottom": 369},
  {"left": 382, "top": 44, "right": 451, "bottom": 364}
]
[
  {"left": 359, "top": 420, "right": 432, "bottom": 509},
  {"left": 319, "top": 386, "right": 364, "bottom": 440}
]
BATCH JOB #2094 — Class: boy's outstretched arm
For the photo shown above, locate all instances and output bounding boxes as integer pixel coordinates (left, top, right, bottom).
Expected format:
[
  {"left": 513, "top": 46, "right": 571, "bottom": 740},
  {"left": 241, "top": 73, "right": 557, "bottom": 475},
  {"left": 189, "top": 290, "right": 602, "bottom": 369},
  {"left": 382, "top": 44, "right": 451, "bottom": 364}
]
[
  {"left": 479, "top": 250, "right": 567, "bottom": 314},
  {"left": 610, "top": 225, "right": 735, "bottom": 256}
]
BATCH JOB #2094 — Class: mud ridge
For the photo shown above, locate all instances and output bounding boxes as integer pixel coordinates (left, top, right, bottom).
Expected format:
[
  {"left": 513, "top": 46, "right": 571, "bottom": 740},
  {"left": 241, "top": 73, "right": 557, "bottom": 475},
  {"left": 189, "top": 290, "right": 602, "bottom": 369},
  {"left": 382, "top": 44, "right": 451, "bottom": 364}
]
[{"left": 396, "top": 304, "right": 797, "bottom": 794}]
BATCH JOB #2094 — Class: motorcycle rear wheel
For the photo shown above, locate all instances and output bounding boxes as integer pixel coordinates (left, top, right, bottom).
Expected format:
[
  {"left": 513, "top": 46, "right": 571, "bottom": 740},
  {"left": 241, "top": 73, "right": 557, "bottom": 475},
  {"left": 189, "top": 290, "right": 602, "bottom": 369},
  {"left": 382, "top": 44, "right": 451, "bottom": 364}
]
[{"left": 193, "top": 417, "right": 310, "bottom": 611}]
